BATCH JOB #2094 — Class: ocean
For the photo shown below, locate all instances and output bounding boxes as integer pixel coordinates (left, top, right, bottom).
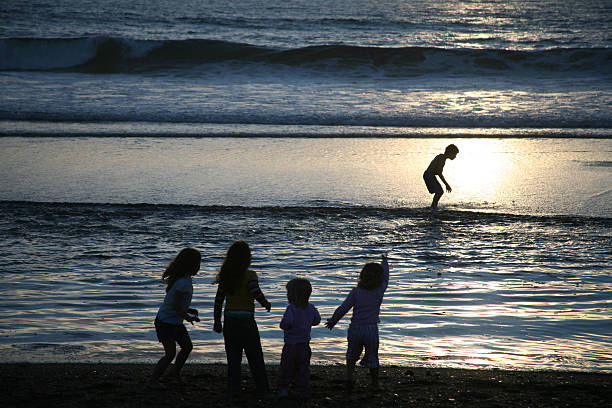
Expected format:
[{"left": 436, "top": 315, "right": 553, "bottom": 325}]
[{"left": 0, "top": 0, "right": 611, "bottom": 372}]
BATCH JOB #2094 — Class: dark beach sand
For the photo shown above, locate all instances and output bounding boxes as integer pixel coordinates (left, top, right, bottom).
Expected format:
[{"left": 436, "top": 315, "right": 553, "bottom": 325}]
[{"left": 1, "top": 363, "right": 610, "bottom": 407}]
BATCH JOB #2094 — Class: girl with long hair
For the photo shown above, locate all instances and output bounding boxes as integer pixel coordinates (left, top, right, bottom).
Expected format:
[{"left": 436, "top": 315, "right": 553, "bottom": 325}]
[
  {"left": 149, "top": 247, "right": 201, "bottom": 388},
  {"left": 213, "top": 241, "right": 271, "bottom": 395}
]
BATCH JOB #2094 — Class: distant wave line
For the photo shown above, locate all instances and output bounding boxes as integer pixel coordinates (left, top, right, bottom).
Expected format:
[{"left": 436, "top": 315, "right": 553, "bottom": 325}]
[{"left": 1, "top": 36, "right": 611, "bottom": 76}]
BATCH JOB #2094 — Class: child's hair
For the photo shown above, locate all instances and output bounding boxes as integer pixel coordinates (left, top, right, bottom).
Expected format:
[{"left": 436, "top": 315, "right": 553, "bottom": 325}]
[
  {"left": 358, "top": 262, "right": 384, "bottom": 290},
  {"left": 162, "top": 247, "right": 201, "bottom": 292},
  {"left": 214, "top": 240, "right": 252, "bottom": 294},
  {"left": 445, "top": 144, "right": 459, "bottom": 155},
  {"left": 286, "top": 278, "right": 312, "bottom": 308}
]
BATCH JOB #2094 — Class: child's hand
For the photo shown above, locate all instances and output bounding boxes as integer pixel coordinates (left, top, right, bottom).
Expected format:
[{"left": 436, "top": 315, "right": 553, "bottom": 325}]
[
  {"left": 324, "top": 319, "right": 335, "bottom": 330},
  {"left": 213, "top": 321, "right": 223, "bottom": 333},
  {"left": 187, "top": 309, "right": 200, "bottom": 324},
  {"left": 187, "top": 315, "right": 200, "bottom": 325},
  {"left": 262, "top": 299, "right": 271, "bottom": 312}
]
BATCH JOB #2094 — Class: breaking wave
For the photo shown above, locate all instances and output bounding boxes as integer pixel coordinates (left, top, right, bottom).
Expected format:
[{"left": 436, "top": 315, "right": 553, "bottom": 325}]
[{"left": 2, "top": 37, "right": 610, "bottom": 77}]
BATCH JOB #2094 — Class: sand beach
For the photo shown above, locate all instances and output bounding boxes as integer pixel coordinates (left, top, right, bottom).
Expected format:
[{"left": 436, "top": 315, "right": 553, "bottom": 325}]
[{"left": 2, "top": 363, "right": 610, "bottom": 407}]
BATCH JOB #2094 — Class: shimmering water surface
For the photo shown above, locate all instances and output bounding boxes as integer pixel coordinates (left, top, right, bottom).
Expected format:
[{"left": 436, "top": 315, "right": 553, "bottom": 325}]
[
  {"left": 0, "top": 137, "right": 610, "bottom": 372},
  {"left": 1, "top": 0, "right": 611, "bottom": 372}
]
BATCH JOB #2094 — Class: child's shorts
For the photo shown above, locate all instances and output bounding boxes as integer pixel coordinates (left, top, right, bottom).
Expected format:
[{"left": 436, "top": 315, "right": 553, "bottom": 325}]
[
  {"left": 154, "top": 317, "right": 189, "bottom": 343},
  {"left": 346, "top": 324, "right": 379, "bottom": 368},
  {"left": 423, "top": 170, "right": 443, "bottom": 194}
]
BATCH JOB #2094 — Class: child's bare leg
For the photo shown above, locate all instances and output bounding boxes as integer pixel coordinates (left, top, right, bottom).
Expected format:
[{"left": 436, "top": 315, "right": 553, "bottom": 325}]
[
  {"left": 169, "top": 334, "right": 193, "bottom": 381},
  {"left": 431, "top": 191, "right": 443, "bottom": 208},
  {"left": 149, "top": 340, "right": 176, "bottom": 386}
]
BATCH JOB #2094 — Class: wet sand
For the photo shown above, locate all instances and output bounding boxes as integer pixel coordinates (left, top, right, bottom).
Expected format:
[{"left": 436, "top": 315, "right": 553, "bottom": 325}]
[{"left": 2, "top": 363, "right": 610, "bottom": 407}]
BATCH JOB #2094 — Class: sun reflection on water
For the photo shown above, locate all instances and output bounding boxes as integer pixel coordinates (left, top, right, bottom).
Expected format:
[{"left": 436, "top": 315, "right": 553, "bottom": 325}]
[{"left": 448, "top": 139, "right": 516, "bottom": 200}]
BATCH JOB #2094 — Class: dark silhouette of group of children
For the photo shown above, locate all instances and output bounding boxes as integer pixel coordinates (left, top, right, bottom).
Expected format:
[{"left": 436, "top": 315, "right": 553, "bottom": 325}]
[{"left": 148, "top": 242, "right": 389, "bottom": 401}]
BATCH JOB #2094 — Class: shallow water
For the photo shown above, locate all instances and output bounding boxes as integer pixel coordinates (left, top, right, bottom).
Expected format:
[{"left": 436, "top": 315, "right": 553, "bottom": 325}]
[
  {"left": 1, "top": 137, "right": 611, "bottom": 217},
  {"left": 0, "top": 137, "right": 610, "bottom": 372}
]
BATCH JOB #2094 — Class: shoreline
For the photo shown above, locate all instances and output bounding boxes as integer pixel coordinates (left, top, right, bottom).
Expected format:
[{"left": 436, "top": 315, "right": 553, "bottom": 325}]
[{"left": 2, "top": 363, "right": 610, "bottom": 407}]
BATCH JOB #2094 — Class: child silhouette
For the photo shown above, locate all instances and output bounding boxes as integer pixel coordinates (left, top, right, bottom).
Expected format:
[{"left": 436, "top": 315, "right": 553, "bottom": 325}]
[
  {"left": 325, "top": 254, "right": 389, "bottom": 390},
  {"left": 149, "top": 248, "right": 201, "bottom": 388},
  {"left": 423, "top": 144, "right": 459, "bottom": 208},
  {"left": 277, "top": 278, "right": 320, "bottom": 400},
  {"left": 213, "top": 241, "right": 271, "bottom": 395}
]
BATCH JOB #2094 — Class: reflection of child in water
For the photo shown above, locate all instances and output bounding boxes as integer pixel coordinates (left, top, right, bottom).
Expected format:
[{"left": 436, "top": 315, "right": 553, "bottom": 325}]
[{"left": 423, "top": 144, "right": 459, "bottom": 208}]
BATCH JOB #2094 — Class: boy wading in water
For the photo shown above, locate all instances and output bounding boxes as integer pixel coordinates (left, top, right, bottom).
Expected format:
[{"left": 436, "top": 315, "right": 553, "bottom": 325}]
[{"left": 423, "top": 144, "right": 459, "bottom": 209}]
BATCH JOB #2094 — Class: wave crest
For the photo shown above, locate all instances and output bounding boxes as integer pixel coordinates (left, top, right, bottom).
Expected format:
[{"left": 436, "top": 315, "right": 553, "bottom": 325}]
[{"left": 1, "top": 37, "right": 610, "bottom": 77}]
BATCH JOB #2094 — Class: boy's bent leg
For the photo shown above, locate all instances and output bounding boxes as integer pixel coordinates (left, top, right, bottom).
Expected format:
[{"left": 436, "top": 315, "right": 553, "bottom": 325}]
[{"left": 432, "top": 191, "right": 443, "bottom": 208}]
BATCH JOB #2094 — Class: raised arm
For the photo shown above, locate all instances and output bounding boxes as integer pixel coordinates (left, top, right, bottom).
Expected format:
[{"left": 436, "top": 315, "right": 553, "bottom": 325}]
[{"left": 381, "top": 253, "right": 390, "bottom": 293}]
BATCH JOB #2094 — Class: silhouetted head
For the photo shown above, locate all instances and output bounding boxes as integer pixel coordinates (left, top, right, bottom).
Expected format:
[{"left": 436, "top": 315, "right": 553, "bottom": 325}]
[
  {"left": 358, "top": 262, "right": 384, "bottom": 290},
  {"left": 445, "top": 144, "right": 459, "bottom": 160},
  {"left": 215, "top": 240, "right": 252, "bottom": 294},
  {"left": 225, "top": 240, "right": 252, "bottom": 269},
  {"left": 163, "top": 247, "right": 201, "bottom": 291},
  {"left": 286, "top": 277, "right": 312, "bottom": 308}
]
